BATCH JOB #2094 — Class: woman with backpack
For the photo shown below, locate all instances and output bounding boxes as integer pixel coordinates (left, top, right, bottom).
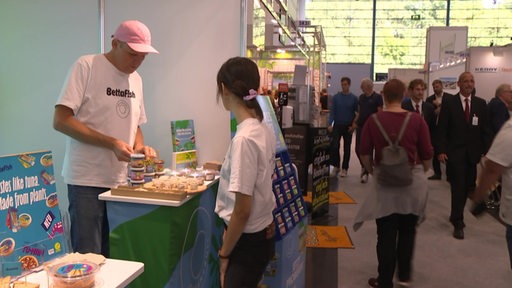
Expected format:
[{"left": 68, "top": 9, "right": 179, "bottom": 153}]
[{"left": 353, "top": 79, "right": 434, "bottom": 288}]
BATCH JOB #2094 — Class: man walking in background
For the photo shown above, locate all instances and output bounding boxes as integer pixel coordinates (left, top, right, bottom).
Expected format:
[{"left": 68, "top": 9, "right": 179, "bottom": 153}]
[
  {"left": 437, "top": 72, "right": 492, "bottom": 240},
  {"left": 328, "top": 77, "right": 359, "bottom": 177},
  {"left": 488, "top": 83, "right": 512, "bottom": 135},
  {"left": 426, "top": 79, "right": 452, "bottom": 180},
  {"left": 355, "top": 78, "right": 383, "bottom": 183},
  {"left": 402, "top": 79, "right": 436, "bottom": 148}
]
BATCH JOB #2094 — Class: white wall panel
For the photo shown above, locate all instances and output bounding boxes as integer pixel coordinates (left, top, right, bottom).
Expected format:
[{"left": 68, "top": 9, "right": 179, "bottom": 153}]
[{"left": 0, "top": 0, "right": 242, "bottom": 210}]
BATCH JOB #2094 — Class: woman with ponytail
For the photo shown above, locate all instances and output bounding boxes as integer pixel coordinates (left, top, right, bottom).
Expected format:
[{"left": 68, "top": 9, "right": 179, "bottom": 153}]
[{"left": 214, "top": 57, "right": 277, "bottom": 288}]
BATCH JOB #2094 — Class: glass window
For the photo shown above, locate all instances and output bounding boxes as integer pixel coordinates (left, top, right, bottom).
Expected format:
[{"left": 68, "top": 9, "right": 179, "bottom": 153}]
[
  {"left": 304, "top": 0, "right": 512, "bottom": 76},
  {"left": 306, "top": 0, "right": 373, "bottom": 63}
]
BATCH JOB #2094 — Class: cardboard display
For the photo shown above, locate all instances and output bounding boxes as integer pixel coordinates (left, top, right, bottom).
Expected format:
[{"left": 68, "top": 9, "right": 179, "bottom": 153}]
[{"left": 0, "top": 151, "right": 67, "bottom": 277}]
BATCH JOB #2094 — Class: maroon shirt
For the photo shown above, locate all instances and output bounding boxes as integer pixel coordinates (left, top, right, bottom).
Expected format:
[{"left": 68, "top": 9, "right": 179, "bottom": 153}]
[{"left": 360, "top": 111, "right": 434, "bottom": 165}]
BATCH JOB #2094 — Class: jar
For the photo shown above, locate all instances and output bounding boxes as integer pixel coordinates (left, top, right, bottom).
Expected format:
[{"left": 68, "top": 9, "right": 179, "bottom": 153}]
[
  {"left": 130, "top": 154, "right": 145, "bottom": 169},
  {"left": 129, "top": 167, "right": 145, "bottom": 181}
]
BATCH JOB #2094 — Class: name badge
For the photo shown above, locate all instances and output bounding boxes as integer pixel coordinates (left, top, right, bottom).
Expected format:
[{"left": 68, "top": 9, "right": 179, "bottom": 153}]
[{"left": 472, "top": 115, "right": 479, "bottom": 126}]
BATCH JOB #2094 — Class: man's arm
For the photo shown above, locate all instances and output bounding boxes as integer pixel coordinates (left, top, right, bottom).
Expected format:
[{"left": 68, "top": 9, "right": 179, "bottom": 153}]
[
  {"left": 53, "top": 104, "right": 134, "bottom": 162},
  {"left": 473, "top": 157, "right": 503, "bottom": 203}
]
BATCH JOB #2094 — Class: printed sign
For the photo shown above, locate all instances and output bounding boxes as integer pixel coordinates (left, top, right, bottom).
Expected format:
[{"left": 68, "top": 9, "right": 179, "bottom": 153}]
[
  {"left": 171, "top": 119, "right": 196, "bottom": 152},
  {"left": 0, "top": 151, "right": 66, "bottom": 277}
]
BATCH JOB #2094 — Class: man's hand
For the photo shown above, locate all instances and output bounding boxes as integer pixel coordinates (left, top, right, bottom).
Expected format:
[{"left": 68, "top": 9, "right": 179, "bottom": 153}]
[
  {"left": 438, "top": 153, "right": 448, "bottom": 163},
  {"left": 112, "top": 139, "right": 134, "bottom": 162},
  {"left": 135, "top": 145, "right": 157, "bottom": 159},
  {"left": 348, "top": 123, "right": 357, "bottom": 133}
]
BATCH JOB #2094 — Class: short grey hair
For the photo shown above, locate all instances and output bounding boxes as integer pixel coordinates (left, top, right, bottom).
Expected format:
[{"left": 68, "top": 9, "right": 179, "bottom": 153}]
[
  {"left": 360, "top": 78, "right": 373, "bottom": 89},
  {"left": 495, "top": 83, "right": 511, "bottom": 98}
]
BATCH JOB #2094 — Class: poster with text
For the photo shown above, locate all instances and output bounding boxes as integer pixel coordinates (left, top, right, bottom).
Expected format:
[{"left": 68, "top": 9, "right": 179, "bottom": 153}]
[
  {"left": 0, "top": 150, "right": 66, "bottom": 277},
  {"left": 171, "top": 119, "right": 196, "bottom": 152}
]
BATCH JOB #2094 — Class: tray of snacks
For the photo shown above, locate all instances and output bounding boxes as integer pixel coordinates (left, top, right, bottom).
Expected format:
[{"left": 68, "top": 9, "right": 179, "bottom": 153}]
[
  {"left": 111, "top": 184, "right": 188, "bottom": 201},
  {"left": 144, "top": 175, "right": 208, "bottom": 195}
]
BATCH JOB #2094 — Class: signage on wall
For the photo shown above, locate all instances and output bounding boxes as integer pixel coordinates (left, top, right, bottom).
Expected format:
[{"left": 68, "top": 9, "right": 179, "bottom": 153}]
[{"left": 474, "top": 67, "right": 499, "bottom": 73}]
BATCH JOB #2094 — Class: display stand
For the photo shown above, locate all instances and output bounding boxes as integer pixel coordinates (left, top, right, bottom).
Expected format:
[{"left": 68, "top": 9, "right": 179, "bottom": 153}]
[
  {"left": 0, "top": 151, "right": 67, "bottom": 278},
  {"left": 0, "top": 151, "right": 144, "bottom": 287},
  {"left": 272, "top": 151, "right": 308, "bottom": 239},
  {"left": 256, "top": 96, "right": 307, "bottom": 288},
  {"left": 283, "top": 125, "right": 330, "bottom": 218},
  {"left": 261, "top": 150, "right": 307, "bottom": 288},
  {"left": 99, "top": 181, "right": 223, "bottom": 288}
]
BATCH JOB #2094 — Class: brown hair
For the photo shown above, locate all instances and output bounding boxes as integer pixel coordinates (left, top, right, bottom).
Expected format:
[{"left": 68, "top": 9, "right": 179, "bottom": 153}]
[
  {"left": 383, "top": 79, "right": 406, "bottom": 103},
  {"left": 408, "top": 78, "right": 426, "bottom": 90},
  {"left": 216, "top": 57, "right": 263, "bottom": 121},
  {"left": 432, "top": 79, "right": 442, "bottom": 86}
]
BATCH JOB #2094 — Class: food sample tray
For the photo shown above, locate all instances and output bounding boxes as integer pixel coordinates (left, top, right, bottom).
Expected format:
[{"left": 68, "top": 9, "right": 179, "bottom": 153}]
[{"left": 111, "top": 185, "right": 187, "bottom": 201}]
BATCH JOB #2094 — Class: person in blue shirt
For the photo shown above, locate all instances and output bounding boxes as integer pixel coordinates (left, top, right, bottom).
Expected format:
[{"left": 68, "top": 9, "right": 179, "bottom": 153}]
[{"left": 328, "top": 77, "right": 359, "bottom": 177}]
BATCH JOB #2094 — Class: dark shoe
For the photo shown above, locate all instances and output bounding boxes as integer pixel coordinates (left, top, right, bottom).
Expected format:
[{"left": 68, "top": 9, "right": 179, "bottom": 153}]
[
  {"left": 471, "top": 201, "right": 487, "bottom": 216},
  {"left": 453, "top": 227, "right": 464, "bottom": 239},
  {"left": 428, "top": 174, "right": 441, "bottom": 180},
  {"left": 368, "top": 277, "right": 380, "bottom": 288}
]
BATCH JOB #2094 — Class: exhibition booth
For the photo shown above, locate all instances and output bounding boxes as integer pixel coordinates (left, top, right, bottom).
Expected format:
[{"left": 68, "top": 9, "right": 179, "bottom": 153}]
[
  {"left": 0, "top": 96, "right": 307, "bottom": 287},
  {"left": 1, "top": 1, "right": 316, "bottom": 287},
  {"left": 6, "top": 0, "right": 511, "bottom": 286}
]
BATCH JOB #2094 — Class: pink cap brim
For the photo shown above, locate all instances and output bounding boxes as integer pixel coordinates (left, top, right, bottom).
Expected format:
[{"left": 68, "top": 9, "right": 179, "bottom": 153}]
[{"left": 127, "top": 43, "right": 159, "bottom": 54}]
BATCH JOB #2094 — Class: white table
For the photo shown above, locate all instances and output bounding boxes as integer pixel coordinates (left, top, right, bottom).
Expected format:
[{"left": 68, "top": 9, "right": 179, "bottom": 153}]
[
  {"left": 18, "top": 258, "right": 144, "bottom": 288},
  {"left": 99, "top": 189, "right": 196, "bottom": 207}
]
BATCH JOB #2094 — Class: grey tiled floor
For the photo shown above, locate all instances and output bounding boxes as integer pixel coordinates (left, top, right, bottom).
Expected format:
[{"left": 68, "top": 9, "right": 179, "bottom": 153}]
[{"left": 305, "top": 158, "right": 512, "bottom": 288}]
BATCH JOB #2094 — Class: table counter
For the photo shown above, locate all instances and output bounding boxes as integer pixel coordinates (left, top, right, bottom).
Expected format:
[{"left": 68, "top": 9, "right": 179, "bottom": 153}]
[{"left": 99, "top": 180, "right": 223, "bottom": 288}]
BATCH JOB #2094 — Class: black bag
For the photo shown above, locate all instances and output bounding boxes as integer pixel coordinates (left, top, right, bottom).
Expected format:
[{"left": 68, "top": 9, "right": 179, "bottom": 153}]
[{"left": 372, "top": 112, "right": 413, "bottom": 187}]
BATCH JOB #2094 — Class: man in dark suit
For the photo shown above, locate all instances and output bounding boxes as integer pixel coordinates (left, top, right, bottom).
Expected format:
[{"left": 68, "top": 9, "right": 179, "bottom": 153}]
[
  {"left": 437, "top": 72, "right": 493, "bottom": 240},
  {"left": 426, "top": 79, "right": 453, "bottom": 180},
  {"left": 488, "top": 83, "right": 512, "bottom": 135},
  {"left": 402, "top": 79, "right": 436, "bottom": 135}
]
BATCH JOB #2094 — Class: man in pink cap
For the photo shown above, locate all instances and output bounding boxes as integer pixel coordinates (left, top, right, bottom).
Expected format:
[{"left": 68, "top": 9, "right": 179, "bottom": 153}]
[{"left": 53, "top": 20, "right": 159, "bottom": 257}]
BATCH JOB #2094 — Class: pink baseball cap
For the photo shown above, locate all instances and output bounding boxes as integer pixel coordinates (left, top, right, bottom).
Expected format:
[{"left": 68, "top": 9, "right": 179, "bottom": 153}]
[{"left": 112, "top": 20, "right": 159, "bottom": 54}]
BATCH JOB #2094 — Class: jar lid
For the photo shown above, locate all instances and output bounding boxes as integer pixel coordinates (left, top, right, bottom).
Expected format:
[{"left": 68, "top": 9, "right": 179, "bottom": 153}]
[
  {"left": 130, "top": 153, "right": 145, "bottom": 159},
  {"left": 51, "top": 261, "right": 99, "bottom": 279}
]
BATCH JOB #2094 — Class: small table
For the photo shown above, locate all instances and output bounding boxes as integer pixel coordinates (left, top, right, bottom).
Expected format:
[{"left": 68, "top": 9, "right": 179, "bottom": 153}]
[{"left": 20, "top": 258, "right": 144, "bottom": 288}]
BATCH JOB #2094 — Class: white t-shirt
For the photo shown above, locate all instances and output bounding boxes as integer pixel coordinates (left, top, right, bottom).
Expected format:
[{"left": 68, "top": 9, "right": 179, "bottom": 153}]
[
  {"left": 486, "top": 118, "right": 512, "bottom": 225},
  {"left": 215, "top": 118, "right": 277, "bottom": 233},
  {"left": 56, "top": 54, "right": 146, "bottom": 188}
]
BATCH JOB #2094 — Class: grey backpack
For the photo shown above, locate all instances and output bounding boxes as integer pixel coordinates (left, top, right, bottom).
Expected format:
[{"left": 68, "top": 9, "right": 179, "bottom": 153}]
[{"left": 372, "top": 112, "right": 413, "bottom": 187}]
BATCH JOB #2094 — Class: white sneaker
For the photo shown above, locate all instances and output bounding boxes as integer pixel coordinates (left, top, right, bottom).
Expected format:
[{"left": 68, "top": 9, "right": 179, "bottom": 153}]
[
  {"left": 330, "top": 166, "right": 340, "bottom": 177},
  {"left": 397, "top": 281, "right": 411, "bottom": 287},
  {"left": 361, "top": 174, "right": 368, "bottom": 183},
  {"left": 339, "top": 169, "right": 347, "bottom": 177}
]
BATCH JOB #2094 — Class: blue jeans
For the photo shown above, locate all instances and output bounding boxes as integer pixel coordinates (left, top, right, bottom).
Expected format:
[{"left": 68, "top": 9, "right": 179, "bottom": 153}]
[
  {"left": 507, "top": 224, "right": 512, "bottom": 270},
  {"left": 67, "top": 185, "right": 110, "bottom": 257}
]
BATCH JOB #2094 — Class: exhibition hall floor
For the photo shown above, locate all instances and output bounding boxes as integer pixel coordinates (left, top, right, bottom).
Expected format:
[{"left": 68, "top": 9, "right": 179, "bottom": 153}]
[{"left": 305, "top": 156, "right": 512, "bottom": 288}]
